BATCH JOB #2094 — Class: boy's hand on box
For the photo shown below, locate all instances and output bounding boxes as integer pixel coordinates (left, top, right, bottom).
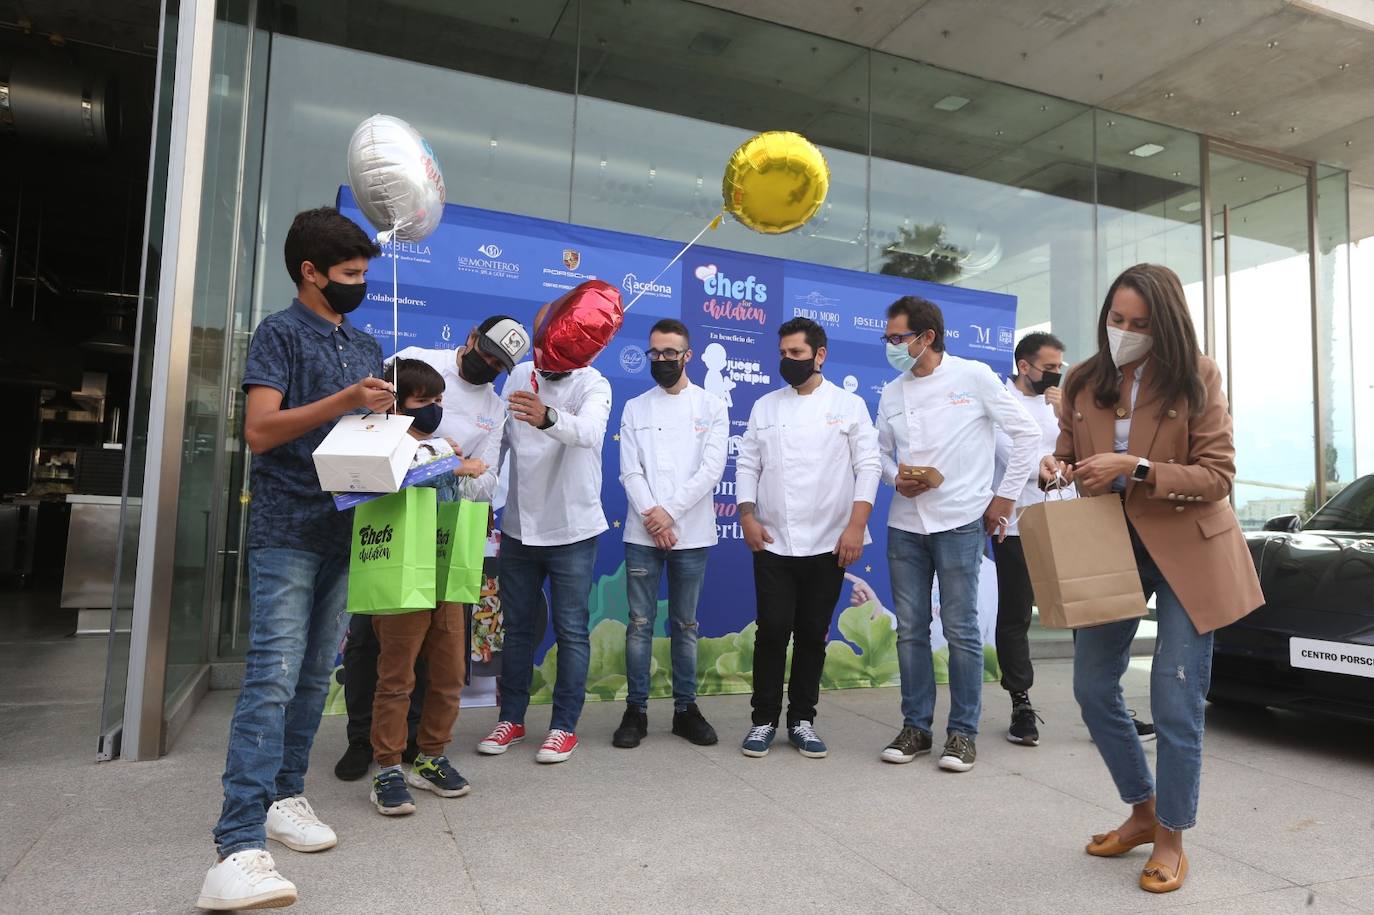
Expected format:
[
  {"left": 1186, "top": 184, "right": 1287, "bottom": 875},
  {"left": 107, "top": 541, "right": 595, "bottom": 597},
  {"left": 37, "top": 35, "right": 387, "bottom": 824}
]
[
  {"left": 455, "top": 457, "right": 488, "bottom": 478},
  {"left": 352, "top": 377, "right": 395, "bottom": 413}
]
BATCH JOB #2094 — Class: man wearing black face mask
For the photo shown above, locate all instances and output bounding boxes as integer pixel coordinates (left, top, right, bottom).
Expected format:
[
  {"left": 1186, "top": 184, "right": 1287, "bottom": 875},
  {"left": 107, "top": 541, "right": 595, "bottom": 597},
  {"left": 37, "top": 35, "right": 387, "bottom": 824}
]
[
  {"left": 612, "top": 319, "right": 728, "bottom": 749},
  {"left": 990, "top": 331, "right": 1069, "bottom": 747},
  {"left": 335, "top": 315, "right": 531, "bottom": 781}
]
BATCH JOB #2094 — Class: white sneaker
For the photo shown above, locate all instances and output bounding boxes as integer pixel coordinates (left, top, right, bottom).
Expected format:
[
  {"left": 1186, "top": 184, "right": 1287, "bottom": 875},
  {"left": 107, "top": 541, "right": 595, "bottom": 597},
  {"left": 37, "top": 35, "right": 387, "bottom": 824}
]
[
  {"left": 266, "top": 796, "right": 337, "bottom": 853},
  {"left": 196, "top": 849, "right": 297, "bottom": 910}
]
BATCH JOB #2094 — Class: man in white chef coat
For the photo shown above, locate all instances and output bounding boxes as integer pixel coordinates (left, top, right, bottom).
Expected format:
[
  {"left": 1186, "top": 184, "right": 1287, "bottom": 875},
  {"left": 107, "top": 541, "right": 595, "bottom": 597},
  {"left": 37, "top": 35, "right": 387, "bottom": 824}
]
[
  {"left": 612, "top": 318, "right": 729, "bottom": 749},
  {"left": 875, "top": 295, "right": 1040, "bottom": 774},
  {"left": 736, "top": 317, "right": 882, "bottom": 760},
  {"left": 475, "top": 355, "right": 613, "bottom": 765}
]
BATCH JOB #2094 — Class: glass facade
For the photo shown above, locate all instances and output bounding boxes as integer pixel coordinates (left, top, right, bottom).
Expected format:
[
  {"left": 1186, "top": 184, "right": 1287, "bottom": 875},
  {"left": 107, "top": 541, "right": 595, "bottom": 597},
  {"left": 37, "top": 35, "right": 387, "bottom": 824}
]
[{"left": 109, "top": 0, "right": 1356, "bottom": 750}]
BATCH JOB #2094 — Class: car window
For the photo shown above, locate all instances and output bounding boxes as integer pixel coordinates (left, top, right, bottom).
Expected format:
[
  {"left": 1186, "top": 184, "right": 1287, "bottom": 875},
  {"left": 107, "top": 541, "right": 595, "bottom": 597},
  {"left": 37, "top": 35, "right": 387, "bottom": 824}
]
[{"left": 1306, "top": 475, "right": 1374, "bottom": 532}]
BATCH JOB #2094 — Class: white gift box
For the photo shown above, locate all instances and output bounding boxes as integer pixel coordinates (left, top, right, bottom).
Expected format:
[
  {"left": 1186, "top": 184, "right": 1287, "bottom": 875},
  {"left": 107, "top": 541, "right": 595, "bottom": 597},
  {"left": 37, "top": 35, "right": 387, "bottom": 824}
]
[{"left": 312, "top": 413, "right": 419, "bottom": 493}]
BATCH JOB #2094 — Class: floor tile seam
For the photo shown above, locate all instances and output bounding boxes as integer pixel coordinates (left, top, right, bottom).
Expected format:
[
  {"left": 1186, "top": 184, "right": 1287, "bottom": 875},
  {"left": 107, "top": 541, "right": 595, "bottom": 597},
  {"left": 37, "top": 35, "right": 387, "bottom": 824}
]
[
  {"left": 679, "top": 738, "right": 952, "bottom": 914},
  {"left": 1123, "top": 880, "right": 1349, "bottom": 915},
  {"left": 438, "top": 801, "right": 490, "bottom": 915}
]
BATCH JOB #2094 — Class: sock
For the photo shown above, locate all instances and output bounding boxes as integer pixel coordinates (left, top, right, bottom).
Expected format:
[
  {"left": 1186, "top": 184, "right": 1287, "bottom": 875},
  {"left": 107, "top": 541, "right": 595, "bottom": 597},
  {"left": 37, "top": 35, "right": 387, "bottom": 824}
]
[{"left": 380, "top": 763, "right": 403, "bottom": 775}]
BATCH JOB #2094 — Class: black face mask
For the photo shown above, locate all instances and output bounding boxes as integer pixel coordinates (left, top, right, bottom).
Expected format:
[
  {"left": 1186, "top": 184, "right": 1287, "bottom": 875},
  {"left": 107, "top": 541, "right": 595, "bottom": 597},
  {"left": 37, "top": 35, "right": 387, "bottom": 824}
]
[
  {"left": 538, "top": 370, "right": 571, "bottom": 382},
  {"left": 1030, "top": 370, "right": 1062, "bottom": 396},
  {"left": 779, "top": 356, "right": 816, "bottom": 388},
  {"left": 319, "top": 279, "right": 367, "bottom": 316},
  {"left": 406, "top": 402, "right": 442, "bottom": 436},
  {"left": 650, "top": 359, "right": 684, "bottom": 389},
  {"left": 460, "top": 347, "right": 500, "bottom": 386}
]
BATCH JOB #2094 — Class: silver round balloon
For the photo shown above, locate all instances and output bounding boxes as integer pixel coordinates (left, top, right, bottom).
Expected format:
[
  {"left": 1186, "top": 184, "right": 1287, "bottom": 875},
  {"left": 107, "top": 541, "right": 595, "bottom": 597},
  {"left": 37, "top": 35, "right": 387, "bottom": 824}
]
[{"left": 346, "top": 114, "right": 446, "bottom": 242}]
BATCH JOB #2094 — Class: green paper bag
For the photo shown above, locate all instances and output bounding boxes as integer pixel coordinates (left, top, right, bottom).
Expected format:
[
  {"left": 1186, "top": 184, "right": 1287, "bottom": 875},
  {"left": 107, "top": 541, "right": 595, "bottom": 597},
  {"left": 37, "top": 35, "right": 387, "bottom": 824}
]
[
  {"left": 436, "top": 500, "right": 487, "bottom": 604},
  {"left": 346, "top": 488, "right": 437, "bottom": 614}
]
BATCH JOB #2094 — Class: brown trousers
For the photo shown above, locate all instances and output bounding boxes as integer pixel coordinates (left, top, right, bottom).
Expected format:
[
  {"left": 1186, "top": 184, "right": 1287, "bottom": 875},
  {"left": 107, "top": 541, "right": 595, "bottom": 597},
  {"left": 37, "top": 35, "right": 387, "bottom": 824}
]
[{"left": 371, "top": 603, "right": 466, "bottom": 767}]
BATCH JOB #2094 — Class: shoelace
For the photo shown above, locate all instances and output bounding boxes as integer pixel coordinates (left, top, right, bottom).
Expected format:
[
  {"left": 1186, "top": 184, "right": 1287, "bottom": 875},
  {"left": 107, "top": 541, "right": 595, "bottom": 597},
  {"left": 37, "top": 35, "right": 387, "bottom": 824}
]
[
  {"left": 792, "top": 722, "right": 820, "bottom": 744},
  {"left": 946, "top": 735, "right": 973, "bottom": 756},
  {"left": 277, "top": 797, "right": 322, "bottom": 828},
  {"left": 237, "top": 850, "right": 282, "bottom": 886},
  {"left": 892, "top": 726, "right": 922, "bottom": 747},
  {"left": 1012, "top": 704, "right": 1045, "bottom": 725},
  {"left": 745, "top": 724, "right": 774, "bottom": 743},
  {"left": 489, "top": 722, "right": 518, "bottom": 741},
  {"left": 543, "top": 729, "right": 573, "bottom": 749}
]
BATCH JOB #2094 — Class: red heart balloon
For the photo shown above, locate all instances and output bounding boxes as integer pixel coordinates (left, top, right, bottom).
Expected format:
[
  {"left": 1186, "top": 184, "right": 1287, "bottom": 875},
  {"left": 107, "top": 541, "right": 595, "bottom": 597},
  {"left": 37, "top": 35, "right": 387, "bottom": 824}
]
[{"left": 532, "top": 280, "right": 625, "bottom": 372}]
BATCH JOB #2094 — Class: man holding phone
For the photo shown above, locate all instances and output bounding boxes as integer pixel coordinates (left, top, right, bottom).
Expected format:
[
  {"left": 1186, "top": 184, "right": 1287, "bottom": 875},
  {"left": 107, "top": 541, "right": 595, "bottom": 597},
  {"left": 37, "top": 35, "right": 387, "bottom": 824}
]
[
  {"left": 875, "top": 296, "right": 1040, "bottom": 772},
  {"left": 991, "top": 332, "right": 1068, "bottom": 748}
]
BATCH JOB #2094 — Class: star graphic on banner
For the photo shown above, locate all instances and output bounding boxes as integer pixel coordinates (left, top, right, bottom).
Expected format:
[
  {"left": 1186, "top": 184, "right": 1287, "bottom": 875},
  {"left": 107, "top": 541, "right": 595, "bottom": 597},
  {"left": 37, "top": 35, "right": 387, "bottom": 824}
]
[
  {"left": 612, "top": 433, "right": 621, "bottom": 442},
  {"left": 864, "top": 564, "right": 872, "bottom": 573},
  {"left": 612, "top": 519, "right": 622, "bottom": 528}
]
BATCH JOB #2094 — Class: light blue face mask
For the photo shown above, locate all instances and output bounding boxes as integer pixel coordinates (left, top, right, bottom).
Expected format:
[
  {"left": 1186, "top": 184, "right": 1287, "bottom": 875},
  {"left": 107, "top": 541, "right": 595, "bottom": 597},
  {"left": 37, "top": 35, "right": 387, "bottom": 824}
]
[{"left": 886, "top": 335, "right": 927, "bottom": 374}]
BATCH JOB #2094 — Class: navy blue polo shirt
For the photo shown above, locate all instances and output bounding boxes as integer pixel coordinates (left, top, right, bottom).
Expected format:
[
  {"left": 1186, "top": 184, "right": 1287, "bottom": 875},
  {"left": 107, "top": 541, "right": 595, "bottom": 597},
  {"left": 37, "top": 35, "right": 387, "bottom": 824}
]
[{"left": 242, "top": 299, "right": 384, "bottom": 554}]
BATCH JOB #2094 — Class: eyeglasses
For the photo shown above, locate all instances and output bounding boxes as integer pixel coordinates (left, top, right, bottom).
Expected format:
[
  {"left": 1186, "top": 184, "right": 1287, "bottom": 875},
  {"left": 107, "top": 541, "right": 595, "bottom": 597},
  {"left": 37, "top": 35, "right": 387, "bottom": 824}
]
[
  {"left": 644, "top": 348, "right": 686, "bottom": 362},
  {"left": 879, "top": 331, "right": 922, "bottom": 347}
]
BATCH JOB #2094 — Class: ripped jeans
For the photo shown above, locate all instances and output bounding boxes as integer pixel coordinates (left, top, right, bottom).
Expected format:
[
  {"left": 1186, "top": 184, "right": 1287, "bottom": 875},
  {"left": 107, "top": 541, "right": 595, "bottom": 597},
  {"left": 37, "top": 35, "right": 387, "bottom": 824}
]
[
  {"left": 624, "top": 543, "right": 709, "bottom": 711},
  {"left": 1072, "top": 533, "right": 1214, "bottom": 831},
  {"left": 214, "top": 548, "right": 349, "bottom": 856}
]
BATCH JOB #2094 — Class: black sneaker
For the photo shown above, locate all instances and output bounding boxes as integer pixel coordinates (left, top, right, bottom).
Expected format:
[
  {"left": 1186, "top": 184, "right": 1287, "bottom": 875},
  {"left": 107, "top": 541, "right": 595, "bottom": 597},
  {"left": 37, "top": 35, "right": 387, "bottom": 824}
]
[
  {"left": 1131, "top": 710, "right": 1157, "bottom": 743},
  {"left": 938, "top": 733, "right": 977, "bottom": 772},
  {"left": 671, "top": 703, "right": 718, "bottom": 746},
  {"left": 880, "top": 726, "right": 933, "bottom": 764},
  {"left": 612, "top": 704, "right": 648, "bottom": 748},
  {"left": 334, "top": 742, "right": 372, "bottom": 781},
  {"left": 369, "top": 768, "right": 415, "bottom": 816},
  {"left": 1007, "top": 692, "right": 1044, "bottom": 747}
]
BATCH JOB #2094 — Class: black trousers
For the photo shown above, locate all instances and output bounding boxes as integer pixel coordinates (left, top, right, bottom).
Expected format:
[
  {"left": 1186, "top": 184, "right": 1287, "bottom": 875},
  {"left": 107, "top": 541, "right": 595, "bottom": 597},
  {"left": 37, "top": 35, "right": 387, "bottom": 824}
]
[
  {"left": 343, "top": 612, "right": 427, "bottom": 748},
  {"left": 991, "top": 535, "right": 1035, "bottom": 694},
  {"left": 750, "top": 550, "right": 845, "bottom": 727}
]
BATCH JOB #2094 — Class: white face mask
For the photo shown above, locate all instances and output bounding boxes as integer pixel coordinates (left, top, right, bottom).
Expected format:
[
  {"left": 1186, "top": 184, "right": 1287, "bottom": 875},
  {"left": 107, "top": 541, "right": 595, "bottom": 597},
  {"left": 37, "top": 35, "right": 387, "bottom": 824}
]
[{"left": 1106, "top": 325, "right": 1153, "bottom": 367}]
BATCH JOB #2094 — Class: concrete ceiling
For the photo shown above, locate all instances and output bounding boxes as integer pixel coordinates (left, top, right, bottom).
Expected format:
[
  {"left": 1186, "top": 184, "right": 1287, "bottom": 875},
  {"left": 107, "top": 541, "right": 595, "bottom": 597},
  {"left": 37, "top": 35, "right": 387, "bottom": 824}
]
[{"left": 696, "top": 0, "right": 1374, "bottom": 237}]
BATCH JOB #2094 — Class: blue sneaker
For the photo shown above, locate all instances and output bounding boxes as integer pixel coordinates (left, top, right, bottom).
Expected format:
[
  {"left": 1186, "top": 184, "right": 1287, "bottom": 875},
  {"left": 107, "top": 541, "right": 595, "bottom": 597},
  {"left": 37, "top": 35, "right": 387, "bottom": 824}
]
[
  {"left": 370, "top": 768, "right": 415, "bottom": 816},
  {"left": 406, "top": 755, "right": 471, "bottom": 798},
  {"left": 788, "top": 721, "right": 828, "bottom": 758},
  {"left": 740, "top": 724, "right": 777, "bottom": 758}
]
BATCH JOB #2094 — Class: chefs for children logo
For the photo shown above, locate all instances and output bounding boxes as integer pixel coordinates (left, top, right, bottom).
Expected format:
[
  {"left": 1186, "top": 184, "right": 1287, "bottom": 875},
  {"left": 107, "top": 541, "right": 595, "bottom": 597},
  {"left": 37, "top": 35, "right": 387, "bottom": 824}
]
[
  {"left": 357, "top": 524, "right": 393, "bottom": 563},
  {"left": 695, "top": 263, "right": 767, "bottom": 326},
  {"left": 947, "top": 389, "right": 975, "bottom": 407},
  {"left": 458, "top": 243, "right": 520, "bottom": 280},
  {"left": 619, "top": 345, "right": 646, "bottom": 374},
  {"left": 475, "top": 414, "right": 498, "bottom": 432}
]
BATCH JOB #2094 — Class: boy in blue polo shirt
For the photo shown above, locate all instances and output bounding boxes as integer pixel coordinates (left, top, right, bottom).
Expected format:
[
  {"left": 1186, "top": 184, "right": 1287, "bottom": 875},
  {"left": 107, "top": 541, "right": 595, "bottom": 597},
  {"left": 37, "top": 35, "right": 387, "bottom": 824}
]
[{"left": 198, "top": 208, "right": 395, "bottom": 912}]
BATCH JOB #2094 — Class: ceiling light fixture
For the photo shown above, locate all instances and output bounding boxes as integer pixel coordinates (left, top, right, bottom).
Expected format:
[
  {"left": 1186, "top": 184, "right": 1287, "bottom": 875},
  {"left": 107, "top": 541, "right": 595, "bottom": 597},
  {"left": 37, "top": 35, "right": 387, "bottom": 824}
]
[
  {"left": 932, "top": 95, "right": 969, "bottom": 111},
  {"left": 1179, "top": 201, "right": 1201, "bottom": 212},
  {"left": 1128, "top": 143, "right": 1165, "bottom": 158},
  {"left": 1229, "top": 110, "right": 1241, "bottom": 116},
  {"left": 1267, "top": 39, "right": 1279, "bottom": 49}
]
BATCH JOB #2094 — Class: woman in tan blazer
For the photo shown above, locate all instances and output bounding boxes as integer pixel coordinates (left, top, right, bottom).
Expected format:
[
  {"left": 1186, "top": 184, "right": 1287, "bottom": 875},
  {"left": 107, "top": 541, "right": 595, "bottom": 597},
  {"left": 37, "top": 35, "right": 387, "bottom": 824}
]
[{"left": 1042, "top": 263, "right": 1262, "bottom": 894}]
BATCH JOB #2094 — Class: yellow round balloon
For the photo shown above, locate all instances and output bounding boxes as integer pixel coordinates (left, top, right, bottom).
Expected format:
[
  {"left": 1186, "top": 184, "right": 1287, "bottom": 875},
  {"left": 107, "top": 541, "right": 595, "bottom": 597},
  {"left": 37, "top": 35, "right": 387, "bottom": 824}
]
[{"left": 721, "top": 131, "right": 830, "bottom": 234}]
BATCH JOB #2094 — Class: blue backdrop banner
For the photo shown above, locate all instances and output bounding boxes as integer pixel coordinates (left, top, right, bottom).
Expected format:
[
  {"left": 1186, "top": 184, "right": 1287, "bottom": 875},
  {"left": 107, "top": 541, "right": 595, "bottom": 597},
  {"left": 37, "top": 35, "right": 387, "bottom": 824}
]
[{"left": 337, "top": 186, "right": 1017, "bottom": 700}]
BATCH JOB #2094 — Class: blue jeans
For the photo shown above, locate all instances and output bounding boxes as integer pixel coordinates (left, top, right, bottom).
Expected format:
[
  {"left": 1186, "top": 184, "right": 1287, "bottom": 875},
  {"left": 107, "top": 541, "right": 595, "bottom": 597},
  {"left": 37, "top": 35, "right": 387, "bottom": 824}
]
[
  {"left": 624, "top": 543, "right": 709, "bottom": 711},
  {"left": 1073, "top": 538, "right": 1213, "bottom": 831},
  {"left": 213, "top": 548, "right": 349, "bottom": 856},
  {"left": 888, "top": 521, "right": 985, "bottom": 737},
  {"left": 498, "top": 535, "right": 598, "bottom": 733}
]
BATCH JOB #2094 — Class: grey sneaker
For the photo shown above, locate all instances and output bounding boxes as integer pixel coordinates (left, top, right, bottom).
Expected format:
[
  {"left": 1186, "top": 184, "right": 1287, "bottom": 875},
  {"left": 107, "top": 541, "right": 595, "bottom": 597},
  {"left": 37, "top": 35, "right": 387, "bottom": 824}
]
[
  {"left": 880, "top": 726, "right": 933, "bottom": 763},
  {"left": 938, "top": 733, "right": 977, "bottom": 772}
]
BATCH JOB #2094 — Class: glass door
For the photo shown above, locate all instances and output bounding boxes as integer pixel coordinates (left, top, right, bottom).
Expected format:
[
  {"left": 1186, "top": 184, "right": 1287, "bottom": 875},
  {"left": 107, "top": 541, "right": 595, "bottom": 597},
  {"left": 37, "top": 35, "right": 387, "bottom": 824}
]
[{"left": 1206, "top": 144, "right": 1317, "bottom": 529}]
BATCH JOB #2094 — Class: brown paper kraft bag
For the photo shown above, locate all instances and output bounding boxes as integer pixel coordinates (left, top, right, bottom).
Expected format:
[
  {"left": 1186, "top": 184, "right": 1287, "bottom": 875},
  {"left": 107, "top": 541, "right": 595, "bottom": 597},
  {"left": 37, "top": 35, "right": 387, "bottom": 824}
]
[{"left": 1018, "top": 493, "right": 1147, "bottom": 629}]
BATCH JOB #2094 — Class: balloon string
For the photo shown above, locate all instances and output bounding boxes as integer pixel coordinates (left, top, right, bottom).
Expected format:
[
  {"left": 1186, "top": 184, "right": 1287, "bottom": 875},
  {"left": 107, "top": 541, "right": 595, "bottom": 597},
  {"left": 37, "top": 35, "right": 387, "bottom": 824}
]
[
  {"left": 623, "top": 211, "right": 724, "bottom": 312},
  {"left": 390, "top": 223, "right": 399, "bottom": 359}
]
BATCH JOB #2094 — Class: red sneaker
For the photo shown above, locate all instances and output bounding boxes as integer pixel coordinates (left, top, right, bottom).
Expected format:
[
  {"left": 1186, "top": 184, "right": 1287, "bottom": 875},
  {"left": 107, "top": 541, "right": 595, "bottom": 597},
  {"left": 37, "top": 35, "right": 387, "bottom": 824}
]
[
  {"left": 535, "top": 729, "right": 578, "bottom": 764},
  {"left": 476, "top": 721, "right": 526, "bottom": 755}
]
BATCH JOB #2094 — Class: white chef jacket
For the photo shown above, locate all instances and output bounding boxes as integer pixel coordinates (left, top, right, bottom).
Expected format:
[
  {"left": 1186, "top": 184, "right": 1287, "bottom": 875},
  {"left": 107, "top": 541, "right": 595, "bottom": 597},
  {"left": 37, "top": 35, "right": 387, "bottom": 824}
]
[
  {"left": 992, "top": 379, "right": 1076, "bottom": 536},
  {"left": 735, "top": 377, "right": 882, "bottom": 558},
  {"left": 390, "top": 346, "right": 504, "bottom": 502},
  {"left": 499, "top": 362, "right": 612, "bottom": 546},
  {"left": 619, "top": 383, "right": 729, "bottom": 550},
  {"left": 877, "top": 354, "right": 1040, "bottom": 535}
]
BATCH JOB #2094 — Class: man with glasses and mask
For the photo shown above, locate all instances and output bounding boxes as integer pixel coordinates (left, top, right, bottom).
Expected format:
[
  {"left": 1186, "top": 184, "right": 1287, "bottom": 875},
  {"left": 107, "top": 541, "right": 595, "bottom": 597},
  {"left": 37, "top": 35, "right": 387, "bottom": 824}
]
[
  {"left": 611, "top": 319, "right": 728, "bottom": 749},
  {"left": 333, "top": 316, "right": 531, "bottom": 783},
  {"left": 875, "top": 296, "right": 1040, "bottom": 774},
  {"left": 989, "top": 331, "right": 1068, "bottom": 748}
]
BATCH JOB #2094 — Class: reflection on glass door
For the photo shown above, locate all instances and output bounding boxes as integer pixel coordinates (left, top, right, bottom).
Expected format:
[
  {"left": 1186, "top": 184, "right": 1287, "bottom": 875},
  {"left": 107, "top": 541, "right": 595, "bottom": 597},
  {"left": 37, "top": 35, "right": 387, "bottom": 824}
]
[{"left": 1208, "top": 147, "right": 1315, "bottom": 530}]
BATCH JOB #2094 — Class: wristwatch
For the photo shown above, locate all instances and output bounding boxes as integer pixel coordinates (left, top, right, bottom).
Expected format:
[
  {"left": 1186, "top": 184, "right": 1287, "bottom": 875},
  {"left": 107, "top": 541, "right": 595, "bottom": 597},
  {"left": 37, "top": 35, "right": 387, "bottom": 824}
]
[
  {"left": 539, "top": 407, "right": 558, "bottom": 430},
  {"left": 1131, "top": 457, "right": 1152, "bottom": 482}
]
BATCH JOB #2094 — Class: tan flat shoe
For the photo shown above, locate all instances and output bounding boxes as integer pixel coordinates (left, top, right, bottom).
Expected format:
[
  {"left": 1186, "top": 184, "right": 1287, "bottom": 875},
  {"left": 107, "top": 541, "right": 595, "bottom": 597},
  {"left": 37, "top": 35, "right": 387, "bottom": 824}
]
[
  {"left": 1140, "top": 853, "right": 1189, "bottom": 893},
  {"left": 1086, "top": 829, "right": 1153, "bottom": 857}
]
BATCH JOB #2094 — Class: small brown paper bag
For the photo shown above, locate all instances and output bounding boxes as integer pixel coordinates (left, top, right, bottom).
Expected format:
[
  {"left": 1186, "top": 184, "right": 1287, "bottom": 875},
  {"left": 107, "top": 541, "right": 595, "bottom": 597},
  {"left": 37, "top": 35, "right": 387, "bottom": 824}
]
[{"left": 1018, "top": 492, "right": 1147, "bottom": 629}]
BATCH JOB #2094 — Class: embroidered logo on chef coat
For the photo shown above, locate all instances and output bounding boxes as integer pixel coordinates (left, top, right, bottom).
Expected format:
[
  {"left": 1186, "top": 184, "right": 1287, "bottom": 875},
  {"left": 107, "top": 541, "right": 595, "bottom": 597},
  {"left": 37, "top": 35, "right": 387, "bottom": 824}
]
[
  {"left": 824, "top": 412, "right": 845, "bottom": 426},
  {"left": 475, "top": 415, "right": 497, "bottom": 432},
  {"left": 693, "top": 417, "right": 710, "bottom": 434},
  {"left": 947, "top": 390, "right": 974, "bottom": 406}
]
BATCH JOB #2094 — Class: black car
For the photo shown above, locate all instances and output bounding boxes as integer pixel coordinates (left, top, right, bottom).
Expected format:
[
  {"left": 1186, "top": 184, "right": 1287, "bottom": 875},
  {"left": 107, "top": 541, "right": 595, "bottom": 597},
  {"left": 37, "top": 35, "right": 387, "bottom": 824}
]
[{"left": 1209, "top": 473, "right": 1374, "bottom": 721}]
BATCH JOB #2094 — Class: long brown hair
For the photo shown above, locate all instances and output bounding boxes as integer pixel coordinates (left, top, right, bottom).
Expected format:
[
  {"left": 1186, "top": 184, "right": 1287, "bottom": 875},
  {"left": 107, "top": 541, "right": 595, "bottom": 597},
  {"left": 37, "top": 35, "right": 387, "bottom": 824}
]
[{"left": 1063, "top": 263, "right": 1206, "bottom": 416}]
